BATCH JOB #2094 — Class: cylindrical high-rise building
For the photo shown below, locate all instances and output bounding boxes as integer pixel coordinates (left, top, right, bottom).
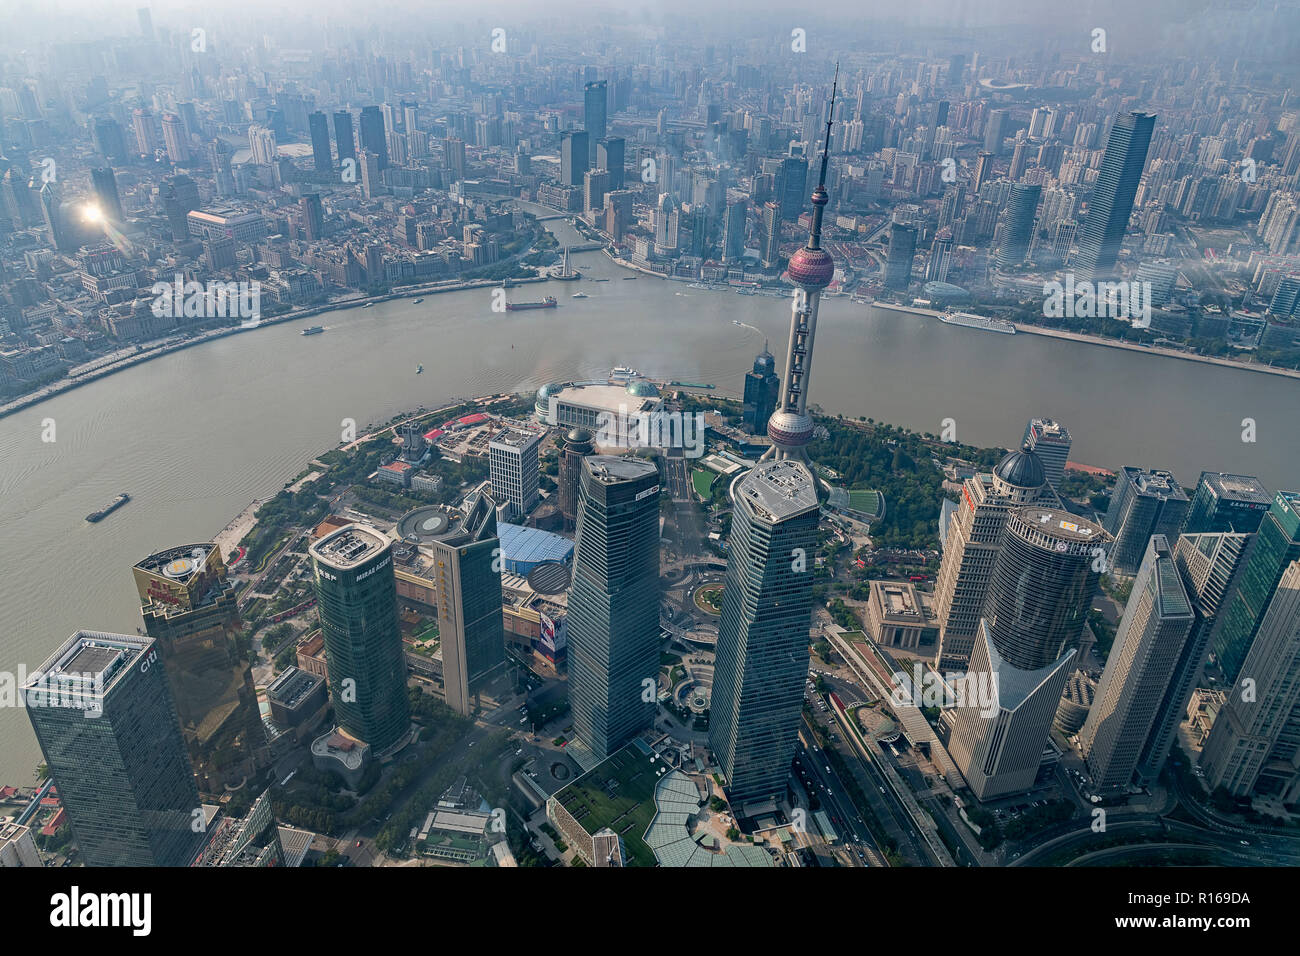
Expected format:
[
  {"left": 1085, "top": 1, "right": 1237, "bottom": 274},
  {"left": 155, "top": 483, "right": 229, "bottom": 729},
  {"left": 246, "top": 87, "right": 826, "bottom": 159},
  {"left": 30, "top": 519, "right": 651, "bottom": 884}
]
[
  {"left": 310, "top": 524, "right": 411, "bottom": 754},
  {"left": 985, "top": 506, "right": 1108, "bottom": 670},
  {"left": 568, "top": 456, "right": 660, "bottom": 762},
  {"left": 558, "top": 427, "right": 595, "bottom": 531}
]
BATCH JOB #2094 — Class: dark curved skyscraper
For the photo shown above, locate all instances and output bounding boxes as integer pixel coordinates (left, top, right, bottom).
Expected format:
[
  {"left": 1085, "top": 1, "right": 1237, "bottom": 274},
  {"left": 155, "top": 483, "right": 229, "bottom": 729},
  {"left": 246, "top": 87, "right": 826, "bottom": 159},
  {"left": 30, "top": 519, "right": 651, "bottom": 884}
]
[
  {"left": 996, "top": 183, "right": 1041, "bottom": 269},
  {"left": 742, "top": 345, "right": 780, "bottom": 435},
  {"left": 1074, "top": 111, "right": 1156, "bottom": 280},
  {"left": 310, "top": 524, "right": 410, "bottom": 754},
  {"left": 558, "top": 427, "right": 595, "bottom": 531}
]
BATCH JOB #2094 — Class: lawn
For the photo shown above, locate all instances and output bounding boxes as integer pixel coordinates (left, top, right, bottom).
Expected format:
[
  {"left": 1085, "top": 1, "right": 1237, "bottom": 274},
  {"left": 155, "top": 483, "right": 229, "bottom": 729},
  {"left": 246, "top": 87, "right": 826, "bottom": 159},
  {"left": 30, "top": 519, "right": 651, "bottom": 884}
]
[
  {"left": 692, "top": 469, "right": 716, "bottom": 499},
  {"left": 552, "top": 745, "right": 664, "bottom": 867},
  {"left": 847, "top": 489, "right": 881, "bottom": 516}
]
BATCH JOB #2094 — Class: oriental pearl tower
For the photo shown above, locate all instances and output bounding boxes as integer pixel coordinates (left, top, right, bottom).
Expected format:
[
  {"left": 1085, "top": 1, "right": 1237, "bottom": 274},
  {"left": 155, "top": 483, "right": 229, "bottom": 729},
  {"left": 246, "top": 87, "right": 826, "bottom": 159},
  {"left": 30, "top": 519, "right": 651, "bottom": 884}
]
[{"left": 761, "top": 65, "right": 839, "bottom": 471}]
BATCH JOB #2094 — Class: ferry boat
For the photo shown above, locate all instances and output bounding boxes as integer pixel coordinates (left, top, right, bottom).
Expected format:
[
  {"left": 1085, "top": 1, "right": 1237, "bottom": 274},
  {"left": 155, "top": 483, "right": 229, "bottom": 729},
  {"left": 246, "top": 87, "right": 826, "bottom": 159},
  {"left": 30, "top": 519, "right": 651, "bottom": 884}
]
[
  {"left": 86, "top": 492, "right": 130, "bottom": 523},
  {"left": 939, "top": 311, "right": 1016, "bottom": 334},
  {"left": 413, "top": 298, "right": 424, "bottom": 304},
  {"left": 572, "top": 292, "right": 588, "bottom": 298},
  {"left": 300, "top": 326, "right": 324, "bottom": 336},
  {"left": 416, "top": 365, "right": 424, "bottom": 374},
  {"left": 610, "top": 366, "right": 641, "bottom": 381},
  {"left": 505, "top": 297, "right": 558, "bottom": 312},
  {"left": 363, "top": 302, "right": 374, "bottom": 309}
]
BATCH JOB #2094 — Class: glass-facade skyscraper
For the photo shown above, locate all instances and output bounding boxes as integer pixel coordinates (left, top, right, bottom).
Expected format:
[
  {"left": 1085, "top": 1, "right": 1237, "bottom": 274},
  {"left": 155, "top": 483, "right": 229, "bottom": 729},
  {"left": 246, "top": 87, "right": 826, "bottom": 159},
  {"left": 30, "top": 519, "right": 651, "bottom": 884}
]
[
  {"left": 995, "top": 183, "right": 1041, "bottom": 269},
  {"left": 133, "top": 543, "right": 270, "bottom": 794},
  {"left": 1211, "top": 490, "right": 1300, "bottom": 683},
  {"left": 568, "top": 456, "right": 660, "bottom": 762},
  {"left": 1181, "top": 472, "right": 1272, "bottom": 535},
  {"left": 742, "top": 346, "right": 780, "bottom": 435},
  {"left": 358, "top": 105, "right": 389, "bottom": 169},
  {"left": 1079, "top": 535, "right": 1195, "bottom": 789},
  {"left": 310, "top": 524, "right": 411, "bottom": 754},
  {"left": 709, "top": 459, "right": 820, "bottom": 807},
  {"left": 428, "top": 491, "right": 507, "bottom": 717},
  {"left": 1073, "top": 111, "right": 1156, "bottom": 280},
  {"left": 583, "top": 80, "right": 607, "bottom": 165},
  {"left": 24, "top": 631, "right": 206, "bottom": 867}
]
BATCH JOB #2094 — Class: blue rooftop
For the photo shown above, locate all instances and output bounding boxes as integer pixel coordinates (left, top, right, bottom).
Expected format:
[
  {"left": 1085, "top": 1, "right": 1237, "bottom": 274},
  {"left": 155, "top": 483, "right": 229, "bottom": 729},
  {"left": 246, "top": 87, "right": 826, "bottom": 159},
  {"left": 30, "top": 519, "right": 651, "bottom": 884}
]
[{"left": 497, "top": 522, "right": 574, "bottom": 572}]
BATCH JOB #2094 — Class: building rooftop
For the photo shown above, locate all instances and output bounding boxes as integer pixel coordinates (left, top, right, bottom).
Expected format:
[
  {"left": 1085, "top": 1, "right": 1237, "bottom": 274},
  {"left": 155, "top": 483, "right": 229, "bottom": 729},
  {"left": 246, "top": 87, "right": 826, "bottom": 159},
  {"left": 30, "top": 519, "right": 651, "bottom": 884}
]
[
  {"left": 735, "top": 459, "right": 818, "bottom": 521},
  {"left": 310, "top": 524, "right": 389, "bottom": 569},
  {"left": 23, "top": 630, "right": 151, "bottom": 699},
  {"left": 1012, "top": 507, "right": 1108, "bottom": 545},
  {"left": 498, "top": 522, "right": 574, "bottom": 566},
  {"left": 584, "top": 455, "right": 658, "bottom": 485},
  {"left": 1198, "top": 472, "right": 1271, "bottom": 504},
  {"left": 489, "top": 428, "right": 542, "bottom": 451},
  {"left": 266, "top": 666, "right": 324, "bottom": 709}
]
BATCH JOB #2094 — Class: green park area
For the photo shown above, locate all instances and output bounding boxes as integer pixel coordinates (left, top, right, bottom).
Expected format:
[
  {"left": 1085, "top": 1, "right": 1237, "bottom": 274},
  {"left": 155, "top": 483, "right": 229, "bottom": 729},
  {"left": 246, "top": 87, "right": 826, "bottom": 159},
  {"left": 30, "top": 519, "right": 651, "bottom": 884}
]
[
  {"left": 692, "top": 469, "right": 716, "bottom": 499},
  {"left": 847, "top": 489, "right": 882, "bottom": 516}
]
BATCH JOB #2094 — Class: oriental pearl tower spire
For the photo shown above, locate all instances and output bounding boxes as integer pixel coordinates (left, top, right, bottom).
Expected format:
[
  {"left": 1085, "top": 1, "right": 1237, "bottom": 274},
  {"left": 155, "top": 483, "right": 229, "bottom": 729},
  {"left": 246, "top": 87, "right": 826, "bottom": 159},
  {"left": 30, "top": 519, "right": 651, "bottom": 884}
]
[{"left": 761, "top": 65, "right": 838, "bottom": 469}]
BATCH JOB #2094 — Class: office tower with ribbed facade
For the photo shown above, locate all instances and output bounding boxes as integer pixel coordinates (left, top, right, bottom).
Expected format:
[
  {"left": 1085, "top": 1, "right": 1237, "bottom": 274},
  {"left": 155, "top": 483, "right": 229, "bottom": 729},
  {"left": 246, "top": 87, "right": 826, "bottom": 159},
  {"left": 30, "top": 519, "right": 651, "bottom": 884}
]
[
  {"left": 489, "top": 427, "right": 541, "bottom": 519},
  {"left": 1022, "top": 418, "right": 1071, "bottom": 491},
  {"left": 1212, "top": 490, "right": 1300, "bottom": 682},
  {"left": 1136, "top": 531, "right": 1252, "bottom": 782},
  {"left": 310, "top": 524, "right": 411, "bottom": 754},
  {"left": 710, "top": 459, "right": 820, "bottom": 808},
  {"left": 942, "top": 507, "right": 1109, "bottom": 800},
  {"left": 1074, "top": 111, "right": 1156, "bottom": 280},
  {"left": 23, "top": 631, "right": 206, "bottom": 867},
  {"left": 1079, "top": 536, "right": 1195, "bottom": 789},
  {"left": 358, "top": 105, "right": 388, "bottom": 168},
  {"left": 428, "top": 491, "right": 506, "bottom": 717},
  {"left": 1201, "top": 560, "right": 1300, "bottom": 800},
  {"left": 132, "top": 543, "right": 270, "bottom": 793},
  {"left": 1102, "top": 467, "right": 1191, "bottom": 574},
  {"left": 1182, "top": 472, "right": 1272, "bottom": 535},
  {"left": 568, "top": 456, "right": 660, "bottom": 762},
  {"left": 932, "top": 445, "right": 1054, "bottom": 670}
]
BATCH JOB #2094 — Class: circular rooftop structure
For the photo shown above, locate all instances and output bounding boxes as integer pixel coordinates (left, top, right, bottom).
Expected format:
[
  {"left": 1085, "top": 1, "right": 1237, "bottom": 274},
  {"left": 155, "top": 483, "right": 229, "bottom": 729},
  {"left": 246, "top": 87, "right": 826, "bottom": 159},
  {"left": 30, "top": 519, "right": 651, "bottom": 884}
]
[
  {"left": 626, "top": 380, "right": 659, "bottom": 397},
  {"left": 395, "top": 506, "right": 451, "bottom": 542},
  {"left": 527, "top": 560, "right": 572, "bottom": 595},
  {"left": 566, "top": 426, "right": 594, "bottom": 445},
  {"left": 767, "top": 409, "right": 815, "bottom": 450}
]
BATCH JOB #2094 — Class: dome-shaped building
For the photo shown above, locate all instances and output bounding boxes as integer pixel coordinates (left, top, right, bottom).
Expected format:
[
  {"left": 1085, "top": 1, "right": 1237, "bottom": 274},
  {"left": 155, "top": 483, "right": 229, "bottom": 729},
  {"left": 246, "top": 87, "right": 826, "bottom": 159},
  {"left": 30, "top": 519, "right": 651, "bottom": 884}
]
[
  {"left": 626, "top": 379, "right": 659, "bottom": 398},
  {"left": 534, "top": 383, "right": 561, "bottom": 424},
  {"left": 991, "top": 443, "right": 1048, "bottom": 503}
]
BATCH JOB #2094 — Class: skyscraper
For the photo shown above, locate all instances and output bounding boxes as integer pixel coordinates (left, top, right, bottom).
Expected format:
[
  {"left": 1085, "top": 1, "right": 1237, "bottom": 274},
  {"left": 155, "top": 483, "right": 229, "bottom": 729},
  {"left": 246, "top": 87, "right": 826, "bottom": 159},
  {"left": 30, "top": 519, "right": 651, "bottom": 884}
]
[
  {"left": 1136, "top": 530, "right": 1251, "bottom": 782},
  {"left": 995, "top": 183, "right": 1041, "bottom": 269},
  {"left": 583, "top": 81, "right": 607, "bottom": 164},
  {"left": 332, "top": 110, "right": 356, "bottom": 168},
  {"left": 568, "top": 456, "right": 660, "bottom": 762},
  {"left": 983, "top": 109, "right": 1008, "bottom": 155},
  {"left": 1079, "top": 536, "right": 1195, "bottom": 789},
  {"left": 883, "top": 222, "right": 916, "bottom": 289},
  {"left": 597, "top": 137, "right": 625, "bottom": 190},
  {"left": 973, "top": 151, "right": 994, "bottom": 194},
  {"left": 309, "top": 524, "right": 411, "bottom": 754},
  {"left": 308, "top": 111, "right": 332, "bottom": 172},
  {"left": 1074, "top": 111, "right": 1157, "bottom": 280},
  {"left": 722, "top": 198, "right": 747, "bottom": 263},
  {"left": 558, "top": 427, "right": 595, "bottom": 531},
  {"left": 760, "top": 200, "right": 781, "bottom": 269},
  {"left": 1182, "top": 472, "right": 1272, "bottom": 535},
  {"left": 488, "top": 428, "right": 542, "bottom": 519},
  {"left": 942, "top": 507, "right": 1109, "bottom": 800},
  {"left": 1201, "top": 560, "right": 1300, "bottom": 799},
  {"left": 24, "top": 631, "right": 206, "bottom": 867},
  {"left": 1212, "top": 490, "right": 1300, "bottom": 682},
  {"left": 775, "top": 155, "right": 809, "bottom": 221},
  {"left": 933, "top": 445, "right": 1054, "bottom": 670},
  {"left": 359, "top": 105, "right": 389, "bottom": 169},
  {"left": 761, "top": 67, "right": 838, "bottom": 469},
  {"left": 1102, "top": 467, "right": 1191, "bottom": 574},
  {"left": 90, "top": 166, "right": 124, "bottom": 222},
  {"left": 428, "top": 491, "right": 506, "bottom": 717},
  {"left": 132, "top": 544, "right": 270, "bottom": 793},
  {"left": 1021, "top": 418, "right": 1072, "bottom": 492},
  {"left": 561, "top": 130, "right": 589, "bottom": 187},
  {"left": 710, "top": 459, "right": 820, "bottom": 807},
  {"left": 926, "top": 229, "right": 954, "bottom": 282},
  {"left": 742, "top": 345, "right": 781, "bottom": 435}
]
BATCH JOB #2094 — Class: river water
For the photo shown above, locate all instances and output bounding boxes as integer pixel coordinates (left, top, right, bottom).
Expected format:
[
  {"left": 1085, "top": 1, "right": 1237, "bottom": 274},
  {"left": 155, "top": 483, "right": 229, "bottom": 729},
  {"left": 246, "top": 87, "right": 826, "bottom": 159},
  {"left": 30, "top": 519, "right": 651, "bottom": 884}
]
[{"left": 0, "top": 214, "right": 1295, "bottom": 781}]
